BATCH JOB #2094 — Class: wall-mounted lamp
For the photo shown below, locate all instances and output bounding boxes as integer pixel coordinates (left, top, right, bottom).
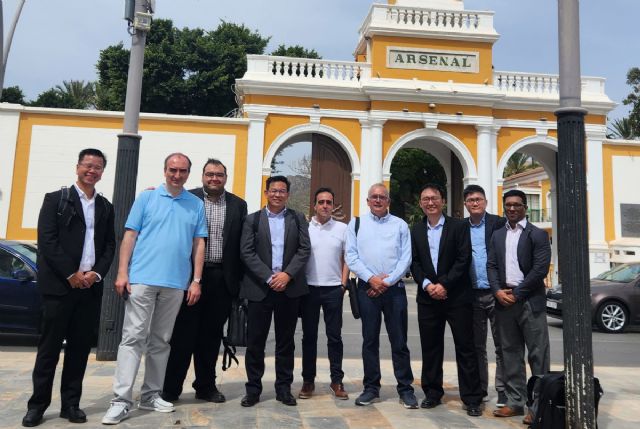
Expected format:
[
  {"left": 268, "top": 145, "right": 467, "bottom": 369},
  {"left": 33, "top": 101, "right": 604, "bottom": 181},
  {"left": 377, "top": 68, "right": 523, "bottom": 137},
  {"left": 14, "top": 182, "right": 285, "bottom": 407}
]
[
  {"left": 312, "top": 104, "right": 320, "bottom": 109},
  {"left": 428, "top": 103, "right": 436, "bottom": 109},
  {"left": 539, "top": 118, "right": 548, "bottom": 122},
  {"left": 456, "top": 111, "right": 463, "bottom": 116},
  {"left": 402, "top": 108, "right": 409, "bottom": 113}
]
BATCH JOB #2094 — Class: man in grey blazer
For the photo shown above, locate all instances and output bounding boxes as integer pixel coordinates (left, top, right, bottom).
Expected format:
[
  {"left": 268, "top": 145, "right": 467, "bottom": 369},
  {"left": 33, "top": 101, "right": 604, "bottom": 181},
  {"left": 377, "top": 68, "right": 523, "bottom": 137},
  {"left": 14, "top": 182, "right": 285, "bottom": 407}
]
[
  {"left": 487, "top": 190, "right": 551, "bottom": 422},
  {"left": 239, "top": 175, "right": 310, "bottom": 407}
]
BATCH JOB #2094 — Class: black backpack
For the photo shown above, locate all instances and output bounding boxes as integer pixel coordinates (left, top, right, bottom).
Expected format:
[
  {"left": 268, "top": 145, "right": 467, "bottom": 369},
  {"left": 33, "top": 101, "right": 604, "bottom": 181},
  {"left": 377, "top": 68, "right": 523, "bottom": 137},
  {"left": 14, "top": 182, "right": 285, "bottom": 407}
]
[{"left": 528, "top": 372, "right": 603, "bottom": 429}]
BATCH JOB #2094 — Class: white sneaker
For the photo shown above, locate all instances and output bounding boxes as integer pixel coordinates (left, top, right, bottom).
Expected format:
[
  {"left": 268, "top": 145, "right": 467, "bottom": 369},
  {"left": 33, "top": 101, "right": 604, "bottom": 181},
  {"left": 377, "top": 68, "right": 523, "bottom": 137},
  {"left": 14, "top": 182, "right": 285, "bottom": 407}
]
[
  {"left": 102, "top": 402, "right": 129, "bottom": 425},
  {"left": 138, "top": 394, "right": 175, "bottom": 413}
]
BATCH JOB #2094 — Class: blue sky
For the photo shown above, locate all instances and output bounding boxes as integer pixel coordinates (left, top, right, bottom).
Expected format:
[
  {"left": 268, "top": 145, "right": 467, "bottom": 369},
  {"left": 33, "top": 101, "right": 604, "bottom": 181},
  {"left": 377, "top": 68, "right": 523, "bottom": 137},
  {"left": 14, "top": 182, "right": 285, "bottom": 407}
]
[{"left": 2, "top": 0, "right": 637, "bottom": 120}]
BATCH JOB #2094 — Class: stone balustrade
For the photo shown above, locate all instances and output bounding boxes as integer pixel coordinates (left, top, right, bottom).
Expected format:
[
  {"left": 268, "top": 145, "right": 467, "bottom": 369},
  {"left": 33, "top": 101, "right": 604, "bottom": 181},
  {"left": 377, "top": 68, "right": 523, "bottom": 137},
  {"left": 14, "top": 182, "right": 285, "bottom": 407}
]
[
  {"left": 493, "top": 71, "right": 607, "bottom": 96},
  {"left": 245, "top": 55, "right": 371, "bottom": 84}
]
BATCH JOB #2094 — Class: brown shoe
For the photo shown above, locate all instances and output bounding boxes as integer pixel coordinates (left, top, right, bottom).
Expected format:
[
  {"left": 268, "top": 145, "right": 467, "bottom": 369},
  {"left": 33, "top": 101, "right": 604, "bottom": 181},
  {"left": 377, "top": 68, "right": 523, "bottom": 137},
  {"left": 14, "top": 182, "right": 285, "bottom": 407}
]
[
  {"left": 330, "top": 383, "right": 349, "bottom": 400},
  {"left": 298, "top": 381, "right": 315, "bottom": 399},
  {"left": 493, "top": 406, "right": 524, "bottom": 418},
  {"left": 523, "top": 411, "right": 534, "bottom": 425}
]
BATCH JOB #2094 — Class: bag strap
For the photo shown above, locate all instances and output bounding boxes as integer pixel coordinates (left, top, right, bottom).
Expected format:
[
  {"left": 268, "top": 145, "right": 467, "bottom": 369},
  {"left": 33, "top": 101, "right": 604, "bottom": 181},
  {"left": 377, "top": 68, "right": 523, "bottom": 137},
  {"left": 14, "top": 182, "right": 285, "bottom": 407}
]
[
  {"left": 57, "top": 186, "right": 71, "bottom": 216},
  {"left": 355, "top": 216, "right": 360, "bottom": 236},
  {"left": 221, "top": 338, "right": 239, "bottom": 371}
]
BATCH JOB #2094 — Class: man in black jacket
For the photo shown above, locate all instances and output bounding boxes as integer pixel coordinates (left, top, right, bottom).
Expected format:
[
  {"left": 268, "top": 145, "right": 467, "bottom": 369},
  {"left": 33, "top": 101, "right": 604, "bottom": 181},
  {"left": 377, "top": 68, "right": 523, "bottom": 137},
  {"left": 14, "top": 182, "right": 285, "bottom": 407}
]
[
  {"left": 410, "top": 183, "right": 483, "bottom": 417},
  {"left": 163, "top": 159, "right": 247, "bottom": 403},
  {"left": 463, "top": 185, "right": 507, "bottom": 407},
  {"left": 22, "top": 148, "right": 115, "bottom": 427}
]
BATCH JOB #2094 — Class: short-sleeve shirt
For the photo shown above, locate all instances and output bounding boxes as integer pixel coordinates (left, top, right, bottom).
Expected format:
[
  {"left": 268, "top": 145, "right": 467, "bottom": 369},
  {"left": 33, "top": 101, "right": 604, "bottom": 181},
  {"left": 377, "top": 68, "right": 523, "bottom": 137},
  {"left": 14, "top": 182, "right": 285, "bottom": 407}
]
[
  {"left": 125, "top": 184, "right": 208, "bottom": 290},
  {"left": 306, "top": 217, "right": 347, "bottom": 286}
]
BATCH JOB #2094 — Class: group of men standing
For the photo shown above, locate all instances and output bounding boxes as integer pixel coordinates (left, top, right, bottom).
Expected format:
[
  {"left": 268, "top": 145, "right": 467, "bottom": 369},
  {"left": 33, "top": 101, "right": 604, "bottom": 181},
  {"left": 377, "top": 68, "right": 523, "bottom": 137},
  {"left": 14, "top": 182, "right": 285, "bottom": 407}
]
[{"left": 21, "top": 147, "right": 551, "bottom": 427}]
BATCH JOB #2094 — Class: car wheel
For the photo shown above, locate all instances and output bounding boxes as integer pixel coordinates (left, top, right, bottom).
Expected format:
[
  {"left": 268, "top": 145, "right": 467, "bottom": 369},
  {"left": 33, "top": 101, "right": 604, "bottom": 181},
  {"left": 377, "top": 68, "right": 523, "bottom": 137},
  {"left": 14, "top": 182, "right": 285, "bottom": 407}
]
[{"left": 595, "top": 301, "right": 628, "bottom": 333}]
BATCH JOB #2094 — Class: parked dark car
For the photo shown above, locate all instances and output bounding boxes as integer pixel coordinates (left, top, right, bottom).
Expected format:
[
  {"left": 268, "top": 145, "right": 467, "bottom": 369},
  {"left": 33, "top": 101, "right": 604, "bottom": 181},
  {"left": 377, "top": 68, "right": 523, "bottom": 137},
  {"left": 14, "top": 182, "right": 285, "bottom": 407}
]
[
  {"left": 546, "top": 263, "right": 640, "bottom": 333},
  {"left": 0, "top": 240, "right": 40, "bottom": 334}
]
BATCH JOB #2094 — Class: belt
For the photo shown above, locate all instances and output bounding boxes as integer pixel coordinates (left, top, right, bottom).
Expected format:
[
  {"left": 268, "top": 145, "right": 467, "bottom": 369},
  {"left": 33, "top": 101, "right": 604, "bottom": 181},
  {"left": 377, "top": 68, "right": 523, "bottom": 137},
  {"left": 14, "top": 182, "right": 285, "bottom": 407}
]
[{"left": 205, "top": 262, "right": 223, "bottom": 268}]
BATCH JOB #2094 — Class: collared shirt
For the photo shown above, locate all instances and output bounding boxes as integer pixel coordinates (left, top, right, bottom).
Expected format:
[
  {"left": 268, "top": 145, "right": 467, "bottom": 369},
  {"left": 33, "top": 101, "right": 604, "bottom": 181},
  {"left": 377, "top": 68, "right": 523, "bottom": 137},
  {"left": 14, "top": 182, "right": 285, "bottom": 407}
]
[
  {"left": 422, "top": 215, "right": 445, "bottom": 289},
  {"left": 306, "top": 216, "right": 347, "bottom": 286},
  {"left": 73, "top": 184, "right": 97, "bottom": 274},
  {"left": 505, "top": 218, "right": 527, "bottom": 287},
  {"left": 125, "top": 184, "right": 208, "bottom": 290},
  {"left": 469, "top": 214, "right": 490, "bottom": 289},
  {"left": 345, "top": 211, "right": 411, "bottom": 287},
  {"left": 266, "top": 206, "right": 287, "bottom": 274},
  {"left": 203, "top": 188, "right": 226, "bottom": 263}
]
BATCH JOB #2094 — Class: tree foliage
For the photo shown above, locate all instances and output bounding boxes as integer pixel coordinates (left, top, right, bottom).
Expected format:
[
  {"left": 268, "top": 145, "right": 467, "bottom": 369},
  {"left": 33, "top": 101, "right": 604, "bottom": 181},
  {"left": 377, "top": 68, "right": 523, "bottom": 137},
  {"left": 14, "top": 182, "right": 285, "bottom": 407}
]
[
  {"left": 96, "top": 19, "right": 270, "bottom": 116},
  {"left": 623, "top": 67, "right": 640, "bottom": 137},
  {"left": 0, "top": 85, "right": 26, "bottom": 104},
  {"left": 503, "top": 153, "right": 539, "bottom": 178},
  {"left": 30, "top": 80, "right": 96, "bottom": 109},
  {"left": 607, "top": 117, "right": 635, "bottom": 140},
  {"left": 389, "top": 148, "right": 447, "bottom": 224},
  {"left": 271, "top": 44, "right": 321, "bottom": 59}
]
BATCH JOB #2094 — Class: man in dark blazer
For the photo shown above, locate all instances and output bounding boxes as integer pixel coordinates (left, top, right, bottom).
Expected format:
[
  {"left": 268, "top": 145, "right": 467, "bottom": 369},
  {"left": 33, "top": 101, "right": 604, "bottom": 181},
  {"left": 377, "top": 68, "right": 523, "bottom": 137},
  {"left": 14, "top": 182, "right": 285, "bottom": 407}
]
[
  {"left": 410, "top": 183, "right": 483, "bottom": 417},
  {"left": 239, "top": 175, "right": 310, "bottom": 407},
  {"left": 488, "top": 189, "right": 551, "bottom": 422},
  {"left": 463, "top": 185, "right": 507, "bottom": 407},
  {"left": 163, "top": 159, "right": 247, "bottom": 403},
  {"left": 23, "top": 148, "right": 115, "bottom": 427}
]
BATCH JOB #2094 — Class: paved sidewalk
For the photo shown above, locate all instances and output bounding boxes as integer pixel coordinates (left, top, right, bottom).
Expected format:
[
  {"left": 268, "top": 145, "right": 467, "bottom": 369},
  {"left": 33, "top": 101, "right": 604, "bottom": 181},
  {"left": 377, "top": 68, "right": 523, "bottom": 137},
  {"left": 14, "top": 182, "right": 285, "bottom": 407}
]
[{"left": 0, "top": 349, "right": 637, "bottom": 429}]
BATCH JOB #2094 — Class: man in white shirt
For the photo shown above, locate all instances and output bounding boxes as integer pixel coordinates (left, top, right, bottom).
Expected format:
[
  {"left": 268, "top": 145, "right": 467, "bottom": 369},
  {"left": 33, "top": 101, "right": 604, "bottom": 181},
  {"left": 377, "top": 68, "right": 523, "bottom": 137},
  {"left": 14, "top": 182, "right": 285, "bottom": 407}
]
[{"left": 298, "top": 188, "right": 349, "bottom": 400}]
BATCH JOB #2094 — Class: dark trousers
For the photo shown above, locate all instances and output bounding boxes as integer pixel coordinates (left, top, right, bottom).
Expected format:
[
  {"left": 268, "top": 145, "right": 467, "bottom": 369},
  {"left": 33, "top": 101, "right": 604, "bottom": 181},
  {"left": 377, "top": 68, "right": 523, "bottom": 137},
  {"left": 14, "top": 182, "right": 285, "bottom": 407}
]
[
  {"left": 163, "top": 266, "right": 232, "bottom": 397},
  {"left": 471, "top": 289, "right": 505, "bottom": 397},
  {"left": 28, "top": 289, "right": 99, "bottom": 412},
  {"left": 358, "top": 280, "right": 414, "bottom": 395},
  {"left": 496, "top": 299, "right": 550, "bottom": 411},
  {"left": 301, "top": 285, "right": 344, "bottom": 384},
  {"left": 245, "top": 289, "right": 300, "bottom": 396},
  {"left": 417, "top": 300, "right": 483, "bottom": 406}
]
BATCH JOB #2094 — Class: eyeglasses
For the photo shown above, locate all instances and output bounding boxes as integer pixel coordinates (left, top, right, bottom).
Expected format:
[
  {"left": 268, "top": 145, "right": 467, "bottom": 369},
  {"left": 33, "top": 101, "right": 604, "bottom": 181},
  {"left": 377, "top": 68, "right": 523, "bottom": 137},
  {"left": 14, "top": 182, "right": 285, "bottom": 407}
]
[
  {"left": 504, "top": 203, "right": 526, "bottom": 209},
  {"left": 421, "top": 197, "right": 441, "bottom": 203},
  {"left": 267, "top": 189, "right": 288, "bottom": 195},
  {"left": 464, "top": 197, "right": 485, "bottom": 205},
  {"left": 368, "top": 194, "right": 389, "bottom": 202},
  {"left": 78, "top": 163, "right": 104, "bottom": 172},
  {"left": 204, "top": 172, "right": 226, "bottom": 178}
]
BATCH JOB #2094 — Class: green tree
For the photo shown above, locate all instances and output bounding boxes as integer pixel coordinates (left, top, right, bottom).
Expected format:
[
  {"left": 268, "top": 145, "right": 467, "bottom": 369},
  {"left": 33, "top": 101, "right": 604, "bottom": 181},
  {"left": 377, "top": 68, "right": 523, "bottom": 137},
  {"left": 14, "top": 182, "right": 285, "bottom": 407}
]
[
  {"left": 96, "top": 19, "right": 270, "bottom": 116},
  {"left": 0, "top": 85, "right": 26, "bottom": 104},
  {"left": 30, "top": 80, "right": 96, "bottom": 109},
  {"left": 503, "top": 153, "right": 539, "bottom": 177},
  {"left": 389, "top": 148, "right": 447, "bottom": 224},
  {"left": 623, "top": 67, "right": 640, "bottom": 136},
  {"left": 607, "top": 117, "right": 636, "bottom": 139},
  {"left": 271, "top": 44, "right": 321, "bottom": 59}
]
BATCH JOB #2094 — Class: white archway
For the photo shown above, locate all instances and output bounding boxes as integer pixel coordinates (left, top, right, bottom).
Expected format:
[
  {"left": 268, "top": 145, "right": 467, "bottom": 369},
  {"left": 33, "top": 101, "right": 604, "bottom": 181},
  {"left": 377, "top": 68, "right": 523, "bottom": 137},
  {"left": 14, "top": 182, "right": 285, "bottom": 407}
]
[
  {"left": 262, "top": 122, "right": 360, "bottom": 175},
  {"left": 382, "top": 127, "right": 478, "bottom": 182},
  {"left": 497, "top": 134, "right": 558, "bottom": 183}
]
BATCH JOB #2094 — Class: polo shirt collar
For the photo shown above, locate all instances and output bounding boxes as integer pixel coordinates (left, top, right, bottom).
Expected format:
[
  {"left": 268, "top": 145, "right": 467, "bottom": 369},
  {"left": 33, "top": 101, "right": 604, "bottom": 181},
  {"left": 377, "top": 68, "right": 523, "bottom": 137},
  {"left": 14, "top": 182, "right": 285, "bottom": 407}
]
[
  {"left": 159, "top": 184, "right": 187, "bottom": 199},
  {"left": 311, "top": 216, "right": 334, "bottom": 228}
]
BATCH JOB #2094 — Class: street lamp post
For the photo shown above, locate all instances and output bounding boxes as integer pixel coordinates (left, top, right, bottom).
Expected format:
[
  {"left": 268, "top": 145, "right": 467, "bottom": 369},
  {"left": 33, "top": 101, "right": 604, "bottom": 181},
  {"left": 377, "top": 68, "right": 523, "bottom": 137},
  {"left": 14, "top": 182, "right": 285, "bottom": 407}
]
[
  {"left": 556, "top": 0, "right": 596, "bottom": 427},
  {"left": 96, "top": 0, "right": 153, "bottom": 360},
  {"left": 0, "top": 0, "right": 27, "bottom": 96}
]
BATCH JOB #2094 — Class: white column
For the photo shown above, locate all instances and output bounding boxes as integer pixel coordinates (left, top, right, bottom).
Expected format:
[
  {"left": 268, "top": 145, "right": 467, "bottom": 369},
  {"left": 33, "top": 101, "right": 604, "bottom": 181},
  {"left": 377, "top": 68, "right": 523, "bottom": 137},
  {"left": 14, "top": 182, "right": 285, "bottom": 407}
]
[
  {"left": 475, "top": 125, "right": 494, "bottom": 208},
  {"left": 0, "top": 106, "right": 21, "bottom": 238},
  {"left": 370, "top": 119, "right": 385, "bottom": 185},
  {"left": 586, "top": 127, "right": 610, "bottom": 276},
  {"left": 244, "top": 111, "right": 268, "bottom": 213},
  {"left": 358, "top": 119, "right": 372, "bottom": 216}
]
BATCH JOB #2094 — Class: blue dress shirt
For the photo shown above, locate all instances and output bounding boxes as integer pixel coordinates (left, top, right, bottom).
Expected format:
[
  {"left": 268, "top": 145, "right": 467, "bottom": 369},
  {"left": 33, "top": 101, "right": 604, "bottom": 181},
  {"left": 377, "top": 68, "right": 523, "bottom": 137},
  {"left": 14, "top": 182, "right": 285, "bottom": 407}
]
[
  {"left": 266, "top": 206, "right": 286, "bottom": 275},
  {"left": 469, "top": 215, "right": 490, "bottom": 289},
  {"left": 422, "top": 215, "right": 445, "bottom": 289}
]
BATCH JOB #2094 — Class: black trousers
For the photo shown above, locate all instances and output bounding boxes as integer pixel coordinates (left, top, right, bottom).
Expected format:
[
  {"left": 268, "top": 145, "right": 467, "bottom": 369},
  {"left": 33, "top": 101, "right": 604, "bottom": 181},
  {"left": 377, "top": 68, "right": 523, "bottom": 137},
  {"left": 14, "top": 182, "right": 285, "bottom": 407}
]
[
  {"left": 28, "top": 289, "right": 99, "bottom": 412},
  {"left": 163, "top": 266, "right": 232, "bottom": 397},
  {"left": 244, "top": 289, "right": 300, "bottom": 396},
  {"left": 417, "top": 300, "right": 483, "bottom": 406}
]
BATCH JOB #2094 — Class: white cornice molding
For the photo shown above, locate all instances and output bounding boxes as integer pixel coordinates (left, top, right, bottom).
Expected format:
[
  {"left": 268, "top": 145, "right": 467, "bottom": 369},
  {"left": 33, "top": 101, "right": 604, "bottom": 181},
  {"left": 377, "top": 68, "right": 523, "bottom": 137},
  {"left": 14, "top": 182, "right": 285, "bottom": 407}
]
[{"left": 603, "top": 138, "right": 640, "bottom": 147}]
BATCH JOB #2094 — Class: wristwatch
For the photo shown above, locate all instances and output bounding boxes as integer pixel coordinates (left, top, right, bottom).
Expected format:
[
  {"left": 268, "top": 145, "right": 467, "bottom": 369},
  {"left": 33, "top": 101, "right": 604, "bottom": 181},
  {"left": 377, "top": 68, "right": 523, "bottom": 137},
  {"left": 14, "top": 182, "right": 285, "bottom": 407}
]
[{"left": 193, "top": 278, "right": 201, "bottom": 284}]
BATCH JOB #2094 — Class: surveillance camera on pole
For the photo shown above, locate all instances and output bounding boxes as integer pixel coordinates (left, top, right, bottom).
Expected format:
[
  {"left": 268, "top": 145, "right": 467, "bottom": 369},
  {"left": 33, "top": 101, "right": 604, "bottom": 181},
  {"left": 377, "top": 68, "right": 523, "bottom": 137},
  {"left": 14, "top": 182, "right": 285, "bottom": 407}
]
[{"left": 97, "top": 0, "right": 155, "bottom": 361}]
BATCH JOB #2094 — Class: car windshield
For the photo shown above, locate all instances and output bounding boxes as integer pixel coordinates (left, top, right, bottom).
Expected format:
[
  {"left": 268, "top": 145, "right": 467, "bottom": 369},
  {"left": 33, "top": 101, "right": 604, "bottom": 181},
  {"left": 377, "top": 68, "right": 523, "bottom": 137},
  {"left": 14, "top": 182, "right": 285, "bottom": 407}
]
[
  {"left": 4, "top": 242, "right": 37, "bottom": 265},
  {"left": 595, "top": 264, "right": 640, "bottom": 283}
]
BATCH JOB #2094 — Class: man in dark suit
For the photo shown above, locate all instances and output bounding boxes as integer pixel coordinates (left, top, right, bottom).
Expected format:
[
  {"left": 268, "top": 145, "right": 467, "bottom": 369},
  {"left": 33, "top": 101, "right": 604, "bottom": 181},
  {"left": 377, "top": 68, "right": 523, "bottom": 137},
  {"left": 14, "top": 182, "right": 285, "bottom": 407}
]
[
  {"left": 463, "top": 185, "right": 507, "bottom": 407},
  {"left": 23, "top": 148, "right": 115, "bottom": 427},
  {"left": 239, "top": 175, "right": 310, "bottom": 407},
  {"left": 488, "top": 190, "right": 551, "bottom": 422},
  {"left": 162, "top": 159, "right": 247, "bottom": 403},
  {"left": 410, "top": 183, "right": 483, "bottom": 417}
]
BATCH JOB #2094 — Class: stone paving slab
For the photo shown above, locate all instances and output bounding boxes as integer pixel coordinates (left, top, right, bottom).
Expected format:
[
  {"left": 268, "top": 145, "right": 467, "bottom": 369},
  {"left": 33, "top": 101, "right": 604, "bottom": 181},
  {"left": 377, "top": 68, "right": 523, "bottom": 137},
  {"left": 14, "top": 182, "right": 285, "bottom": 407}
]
[{"left": 0, "top": 352, "right": 637, "bottom": 429}]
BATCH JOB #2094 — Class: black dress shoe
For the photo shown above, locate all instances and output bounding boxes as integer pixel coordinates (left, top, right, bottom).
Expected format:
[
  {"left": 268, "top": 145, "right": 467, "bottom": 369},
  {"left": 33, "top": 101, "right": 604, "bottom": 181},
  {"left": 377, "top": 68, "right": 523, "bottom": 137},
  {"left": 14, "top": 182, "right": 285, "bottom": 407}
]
[
  {"left": 195, "top": 389, "right": 226, "bottom": 403},
  {"left": 276, "top": 392, "right": 297, "bottom": 406},
  {"left": 22, "top": 409, "right": 43, "bottom": 427},
  {"left": 420, "top": 398, "right": 441, "bottom": 409},
  {"left": 466, "top": 405, "right": 482, "bottom": 417},
  {"left": 241, "top": 394, "right": 260, "bottom": 407},
  {"left": 60, "top": 406, "right": 87, "bottom": 423}
]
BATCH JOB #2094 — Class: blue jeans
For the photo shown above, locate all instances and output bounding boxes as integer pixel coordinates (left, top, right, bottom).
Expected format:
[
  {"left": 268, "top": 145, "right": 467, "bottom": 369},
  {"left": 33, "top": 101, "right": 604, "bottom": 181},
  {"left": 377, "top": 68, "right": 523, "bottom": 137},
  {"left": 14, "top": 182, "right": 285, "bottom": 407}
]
[
  {"left": 301, "top": 285, "right": 344, "bottom": 383},
  {"left": 357, "top": 280, "right": 414, "bottom": 395}
]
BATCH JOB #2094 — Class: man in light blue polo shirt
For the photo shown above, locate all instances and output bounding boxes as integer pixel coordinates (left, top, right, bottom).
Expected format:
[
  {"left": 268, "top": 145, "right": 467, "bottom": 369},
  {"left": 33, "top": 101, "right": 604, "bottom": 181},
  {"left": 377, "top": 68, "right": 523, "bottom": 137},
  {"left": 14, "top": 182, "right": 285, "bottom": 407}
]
[{"left": 102, "top": 153, "right": 207, "bottom": 425}]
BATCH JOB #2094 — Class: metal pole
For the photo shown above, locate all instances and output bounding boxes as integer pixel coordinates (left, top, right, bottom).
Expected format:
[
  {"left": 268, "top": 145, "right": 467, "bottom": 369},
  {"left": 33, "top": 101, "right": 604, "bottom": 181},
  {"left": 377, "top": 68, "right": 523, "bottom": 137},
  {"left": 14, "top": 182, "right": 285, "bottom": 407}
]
[
  {"left": 556, "top": 0, "right": 596, "bottom": 427},
  {"left": 0, "top": 0, "right": 26, "bottom": 95},
  {"left": 97, "top": 0, "right": 151, "bottom": 361}
]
